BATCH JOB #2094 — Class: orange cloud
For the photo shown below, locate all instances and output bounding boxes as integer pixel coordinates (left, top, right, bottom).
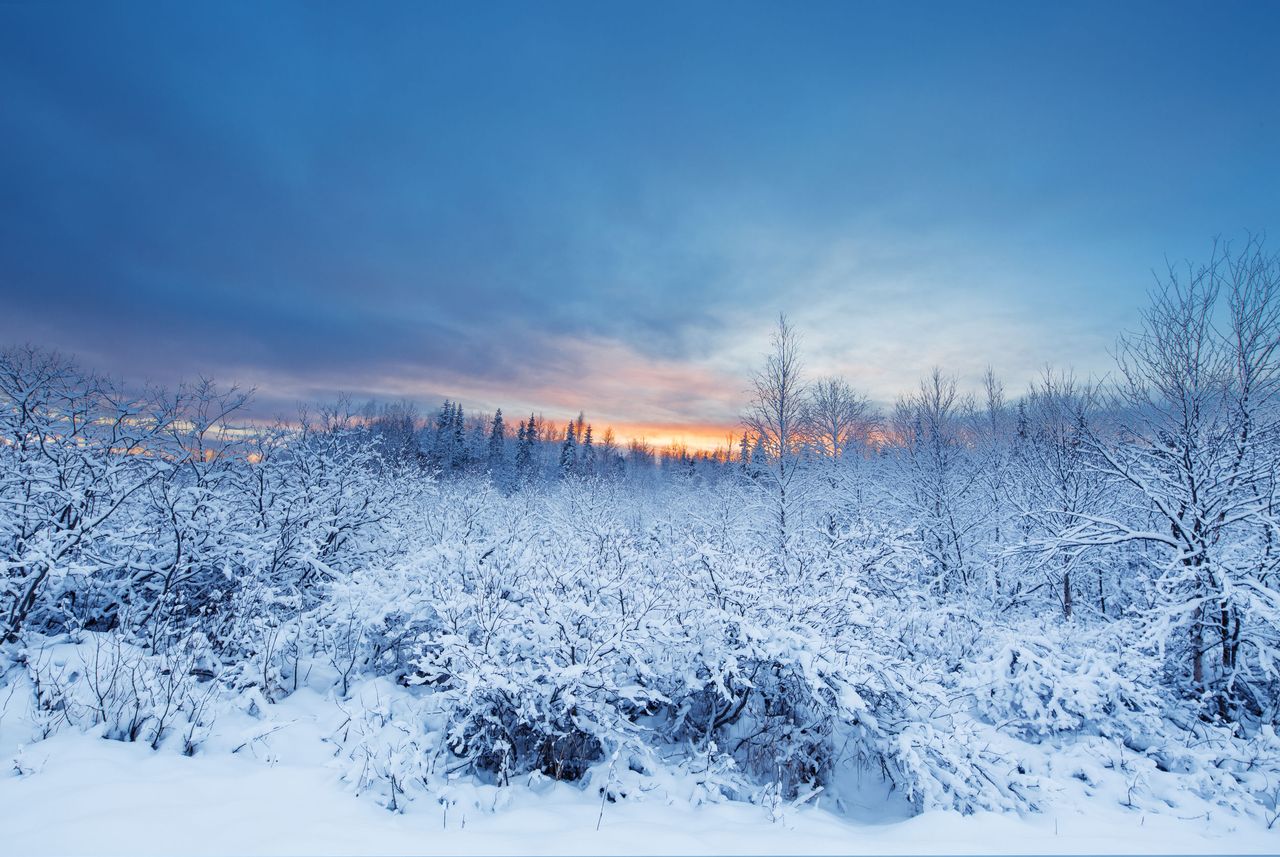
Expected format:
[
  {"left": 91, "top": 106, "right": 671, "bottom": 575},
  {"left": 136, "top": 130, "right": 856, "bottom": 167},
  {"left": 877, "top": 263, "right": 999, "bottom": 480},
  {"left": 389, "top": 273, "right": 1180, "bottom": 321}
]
[{"left": 235, "top": 331, "right": 753, "bottom": 449}]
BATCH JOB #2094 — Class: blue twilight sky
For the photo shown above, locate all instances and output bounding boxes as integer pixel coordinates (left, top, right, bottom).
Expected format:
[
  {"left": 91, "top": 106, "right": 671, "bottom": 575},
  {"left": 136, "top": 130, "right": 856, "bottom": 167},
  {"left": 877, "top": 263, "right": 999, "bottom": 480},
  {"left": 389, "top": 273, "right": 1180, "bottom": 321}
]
[{"left": 1, "top": 1, "right": 1277, "bottom": 442}]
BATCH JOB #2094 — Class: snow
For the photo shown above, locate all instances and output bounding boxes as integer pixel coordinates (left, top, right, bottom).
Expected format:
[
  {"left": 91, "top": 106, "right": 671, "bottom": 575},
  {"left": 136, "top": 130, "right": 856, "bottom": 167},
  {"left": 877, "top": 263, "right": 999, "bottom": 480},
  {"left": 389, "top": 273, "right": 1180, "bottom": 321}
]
[
  {"left": 5, "top": 730, "right": 1275, "bottom": 855},
  {"left": 3, "top": 671, "right": 1275, "bottom": 856}
]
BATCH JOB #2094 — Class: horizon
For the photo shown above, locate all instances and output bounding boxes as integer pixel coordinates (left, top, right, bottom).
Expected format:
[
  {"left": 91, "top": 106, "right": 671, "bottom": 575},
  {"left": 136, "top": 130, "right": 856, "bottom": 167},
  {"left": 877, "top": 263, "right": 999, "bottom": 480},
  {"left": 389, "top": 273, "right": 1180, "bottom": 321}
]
[{"left": 2, "top": 2, "right": 1278, "bottom": 450}]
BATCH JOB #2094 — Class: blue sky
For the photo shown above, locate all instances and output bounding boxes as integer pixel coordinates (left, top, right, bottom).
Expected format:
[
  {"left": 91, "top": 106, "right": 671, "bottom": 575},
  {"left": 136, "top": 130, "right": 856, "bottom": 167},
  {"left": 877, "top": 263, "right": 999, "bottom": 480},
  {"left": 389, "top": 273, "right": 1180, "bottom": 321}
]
[{"left": 1, "top": 1, "right": 1277, "bottom": 442}]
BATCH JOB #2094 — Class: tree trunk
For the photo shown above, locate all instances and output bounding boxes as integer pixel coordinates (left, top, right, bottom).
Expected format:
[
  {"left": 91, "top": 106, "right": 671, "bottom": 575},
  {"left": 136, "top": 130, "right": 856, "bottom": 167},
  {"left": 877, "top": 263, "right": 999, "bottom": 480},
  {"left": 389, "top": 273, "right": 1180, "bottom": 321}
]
[{"left": 1190, "top": 621, "right": 1204, "bottom": 690}]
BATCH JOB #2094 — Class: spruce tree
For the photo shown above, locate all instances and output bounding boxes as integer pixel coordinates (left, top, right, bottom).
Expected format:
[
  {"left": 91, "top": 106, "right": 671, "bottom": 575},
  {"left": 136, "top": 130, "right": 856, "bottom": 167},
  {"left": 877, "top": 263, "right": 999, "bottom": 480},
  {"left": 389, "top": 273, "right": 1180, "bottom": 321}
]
[
  {"left": 433, "top": 399, "right": 453, "bottom": 470},
  {"left": 515, "top": 413, "right": 538, "bottom": 482},
  {"left": 581, "top": 424, "right": 595, "bottom": 476},
  {"left": 488, "top": 409, "right": 506, "bottom": 474},
  {"left": 451, "top": 403, "right": 466, "bottom": 472},
  {"left": 515, "top": 419, "right": 530, "bottom": 476},
  {"left": 559, "top": 422, "right": 577, "bottom": 477}
]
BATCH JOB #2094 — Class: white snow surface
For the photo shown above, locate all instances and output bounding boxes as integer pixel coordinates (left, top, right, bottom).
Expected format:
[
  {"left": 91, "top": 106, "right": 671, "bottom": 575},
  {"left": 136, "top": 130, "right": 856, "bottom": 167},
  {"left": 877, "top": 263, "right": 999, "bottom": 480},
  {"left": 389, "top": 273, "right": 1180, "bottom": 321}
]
[{"left": 3, "top": 670, "right": 1274, "bottom": 856}]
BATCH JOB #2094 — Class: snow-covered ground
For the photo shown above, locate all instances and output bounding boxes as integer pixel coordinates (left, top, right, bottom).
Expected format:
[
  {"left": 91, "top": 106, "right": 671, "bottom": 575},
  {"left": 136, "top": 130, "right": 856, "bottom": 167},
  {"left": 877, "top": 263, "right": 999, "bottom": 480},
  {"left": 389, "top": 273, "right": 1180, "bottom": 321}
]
[
  {"left": 4, "top": 731, "right": 1275, "bottom": 855},
  {"left": 3, "top": 667, "right": 1275, "bottom": 856}
]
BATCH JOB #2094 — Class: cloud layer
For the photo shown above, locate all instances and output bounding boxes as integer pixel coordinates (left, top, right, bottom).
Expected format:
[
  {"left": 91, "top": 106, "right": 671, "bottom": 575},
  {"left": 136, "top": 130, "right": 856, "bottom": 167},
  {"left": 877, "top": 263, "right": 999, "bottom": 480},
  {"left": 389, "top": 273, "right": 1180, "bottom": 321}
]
[{"left": 2, "top": 3, "right": 1277, "bottom": 445}]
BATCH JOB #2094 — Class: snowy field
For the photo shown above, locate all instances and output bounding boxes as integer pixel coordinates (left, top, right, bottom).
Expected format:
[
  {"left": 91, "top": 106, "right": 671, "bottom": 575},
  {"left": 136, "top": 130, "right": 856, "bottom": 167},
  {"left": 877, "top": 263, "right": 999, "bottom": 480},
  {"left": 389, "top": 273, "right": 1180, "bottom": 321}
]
[
  {"left": 3, "top": 653, "right": 1277, "bottom": 857},
  {"left": 5, "top": 739, "right": 1274, "bottom": 857}
]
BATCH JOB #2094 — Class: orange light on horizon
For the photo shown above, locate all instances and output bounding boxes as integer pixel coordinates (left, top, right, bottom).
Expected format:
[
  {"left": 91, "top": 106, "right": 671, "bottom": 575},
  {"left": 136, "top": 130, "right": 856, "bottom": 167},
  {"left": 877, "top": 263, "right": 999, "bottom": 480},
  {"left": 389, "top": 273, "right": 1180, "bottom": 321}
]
[{"left": 604, "top": 421, "right": 740, "bottom": 454}]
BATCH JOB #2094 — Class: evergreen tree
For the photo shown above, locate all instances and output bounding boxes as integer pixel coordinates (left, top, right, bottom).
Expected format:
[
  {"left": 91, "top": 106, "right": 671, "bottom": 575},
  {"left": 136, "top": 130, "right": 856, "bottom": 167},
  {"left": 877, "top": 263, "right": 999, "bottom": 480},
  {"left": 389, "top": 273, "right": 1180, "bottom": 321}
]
[
  {"left": 451, "top": 402, "right": 466, "bottom": 472},
  {"left": 515, "top": 419, "right": 529, "bottom": 475},
  {"left": 432, "top": 399, "right": 454, "bottom": 470},
  {"left": 581, "top": 424, "right": 595, "bottom": 476},
  {"left": 515, "top": 413, "right": 538, "bottom": 481},
  {"left": 488, "top": 409, "right": 506, "bottom": 475},
  {"left": 559, "top": 421, "right": 577, "bottom": 477}
]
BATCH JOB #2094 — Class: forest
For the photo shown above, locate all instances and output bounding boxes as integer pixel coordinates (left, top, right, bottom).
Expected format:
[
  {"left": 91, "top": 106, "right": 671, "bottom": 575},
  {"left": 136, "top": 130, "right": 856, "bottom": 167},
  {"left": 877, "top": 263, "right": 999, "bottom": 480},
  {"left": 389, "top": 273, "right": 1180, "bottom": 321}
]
[{"left": 2, "top": 240, "right": 1279, "bottom": 838}]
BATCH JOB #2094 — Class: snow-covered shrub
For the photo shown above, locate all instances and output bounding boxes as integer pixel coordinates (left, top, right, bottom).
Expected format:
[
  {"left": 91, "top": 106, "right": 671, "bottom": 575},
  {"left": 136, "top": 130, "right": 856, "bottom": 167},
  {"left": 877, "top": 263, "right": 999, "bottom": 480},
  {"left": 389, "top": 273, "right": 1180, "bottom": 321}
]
[
  {"left": 19, "top": 630, "right": 220, "bottom": 751},
  {"left": 861, "top": 692, "right": 1038, "bottom": 814},
  {"left": 335, "top": 683, "right": 443, "bottom": 812},
  {"left": 211, "top": 581, "right": 305, "bottom": 699},
  {"left": 642, "top": 608, "right": 856, "bottom": 801},
  {"left": 722, "top": 637, "right": 1040, "bottom": 816},
  {"left": 410, "top": 528, "right": 665, "bottom": 784},
  {"left": 324, "top": 564, "right": 444, "bottom": 686},
  {"left": 964, "top": 619, "right": 1161, "bottom": 741}
]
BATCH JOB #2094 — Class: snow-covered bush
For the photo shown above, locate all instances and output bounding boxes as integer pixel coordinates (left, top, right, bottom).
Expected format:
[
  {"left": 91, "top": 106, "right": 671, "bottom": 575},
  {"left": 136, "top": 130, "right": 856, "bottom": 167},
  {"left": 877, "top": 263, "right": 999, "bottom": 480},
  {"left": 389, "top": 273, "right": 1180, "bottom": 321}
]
[
  {"left": 19, "top": 630, "right": 220, "bottom": 752},
  {"left": 335, "top": 682, "right": 442, "bottom": 812},
  {"left": 408, "top": 521, "right": 666, "bottom": 784},
  {"left": 964, "top": 620, "right": 1162, "bottom": 742}
]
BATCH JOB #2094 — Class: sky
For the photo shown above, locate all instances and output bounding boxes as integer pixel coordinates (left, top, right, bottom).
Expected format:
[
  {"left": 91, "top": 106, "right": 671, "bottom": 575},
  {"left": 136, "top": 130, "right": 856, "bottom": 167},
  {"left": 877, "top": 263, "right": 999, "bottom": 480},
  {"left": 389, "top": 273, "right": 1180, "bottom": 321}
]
[{"left": 1, "top": 1, "right": 1277, "bottom": 448}]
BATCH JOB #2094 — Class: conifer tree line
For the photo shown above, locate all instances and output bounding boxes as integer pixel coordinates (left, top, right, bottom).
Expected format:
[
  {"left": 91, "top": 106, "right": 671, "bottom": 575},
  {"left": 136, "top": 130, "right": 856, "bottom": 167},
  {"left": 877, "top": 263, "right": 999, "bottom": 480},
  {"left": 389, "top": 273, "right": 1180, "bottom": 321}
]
[
  {"left": 362, "top": 397, "right": 698, "bottom": 484},
  {"left": 1, "top": 238, "right": 1278, "bottom": 814}
]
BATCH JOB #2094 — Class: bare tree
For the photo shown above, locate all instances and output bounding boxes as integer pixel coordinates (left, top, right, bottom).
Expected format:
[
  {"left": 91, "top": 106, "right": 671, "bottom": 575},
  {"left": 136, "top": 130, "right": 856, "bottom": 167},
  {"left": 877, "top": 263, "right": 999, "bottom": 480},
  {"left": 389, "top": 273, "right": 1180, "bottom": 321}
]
[
  {"left": 743, "top": 314, "right": 809, "bottom": 563},
  {"left": 890, "top": 369, "right": 982, "bottom": 595},
  {"left": 1035, "top": 238, "right": 1280, "bottom": 717},
  {"left": 1010, "top": 368, "right": 1106, "bottom": 619},
  {"left": 806, "top": 376, "right": 876, "bottom": 459}
]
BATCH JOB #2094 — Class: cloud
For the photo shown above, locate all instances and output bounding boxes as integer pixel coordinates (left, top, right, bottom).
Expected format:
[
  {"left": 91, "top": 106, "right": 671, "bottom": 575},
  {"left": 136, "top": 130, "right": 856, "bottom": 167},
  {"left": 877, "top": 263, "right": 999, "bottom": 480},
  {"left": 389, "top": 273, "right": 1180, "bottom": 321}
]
[{"left": 1, "top": 2, "right": 1274, "bottom": 443}]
